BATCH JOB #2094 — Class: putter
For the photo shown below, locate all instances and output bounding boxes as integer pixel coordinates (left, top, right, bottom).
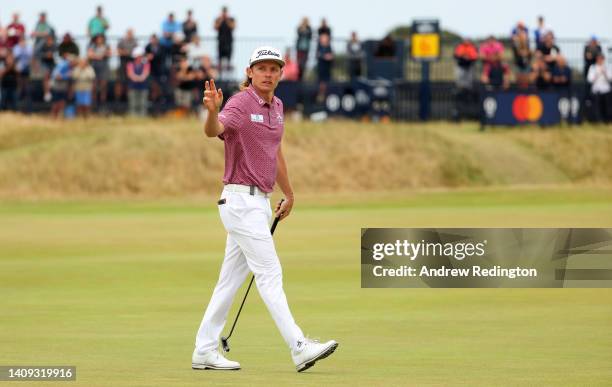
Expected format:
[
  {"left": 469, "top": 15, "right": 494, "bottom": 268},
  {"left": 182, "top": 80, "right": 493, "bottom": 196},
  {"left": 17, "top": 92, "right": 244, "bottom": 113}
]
[{"left": 221, "top": 199, "right": 285, "bottom": 353}]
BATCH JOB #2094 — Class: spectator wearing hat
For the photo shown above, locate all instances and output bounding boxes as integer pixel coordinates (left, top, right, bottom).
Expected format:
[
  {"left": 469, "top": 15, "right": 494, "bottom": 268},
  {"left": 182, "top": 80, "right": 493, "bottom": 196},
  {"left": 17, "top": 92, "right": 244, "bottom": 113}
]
[
  {"left": 127, "top": 46, "right": 150, "bottom": 116},
  {"left": 583, "top": 36, "right": 602, "bottom": 81},
  {"left": 87, "top": 33, "right": 111, "bottom": 110},
  {"left": 72, "top": 57, "right": 96, "bottom": 118},
  {"left": 88, "top": 6, "right": 109, "bottom": 40},
  {"left": 295, "top": 18, "right": 312, "bottom": 82}
]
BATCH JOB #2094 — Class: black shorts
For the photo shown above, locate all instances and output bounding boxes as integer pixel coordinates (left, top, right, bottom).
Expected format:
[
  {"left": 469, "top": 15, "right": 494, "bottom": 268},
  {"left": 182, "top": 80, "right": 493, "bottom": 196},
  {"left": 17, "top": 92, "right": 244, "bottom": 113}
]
[{"left": 52, "top": 90, "right": 67, "bottom": 102}]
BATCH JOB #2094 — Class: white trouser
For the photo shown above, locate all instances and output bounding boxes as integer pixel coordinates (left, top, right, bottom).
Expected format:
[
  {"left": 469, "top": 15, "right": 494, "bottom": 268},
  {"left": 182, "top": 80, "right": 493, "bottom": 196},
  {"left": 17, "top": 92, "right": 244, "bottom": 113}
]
[{"left": 195, "top": 188, "right": 304, "bottom": 353}]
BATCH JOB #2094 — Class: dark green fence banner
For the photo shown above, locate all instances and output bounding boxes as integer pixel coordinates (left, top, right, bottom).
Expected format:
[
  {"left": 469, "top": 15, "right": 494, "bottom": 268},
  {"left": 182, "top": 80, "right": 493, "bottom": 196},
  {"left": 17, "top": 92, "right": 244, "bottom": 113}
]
[{"left": 361, "top": 229, "right": 612, "bottom": 288}]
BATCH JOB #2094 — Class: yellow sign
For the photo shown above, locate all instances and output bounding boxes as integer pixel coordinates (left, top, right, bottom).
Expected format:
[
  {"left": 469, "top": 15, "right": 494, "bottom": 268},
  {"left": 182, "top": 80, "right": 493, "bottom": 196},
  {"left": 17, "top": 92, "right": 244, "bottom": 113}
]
[{"left": 411, "top": 33, "right": 440, "bottom": 59}]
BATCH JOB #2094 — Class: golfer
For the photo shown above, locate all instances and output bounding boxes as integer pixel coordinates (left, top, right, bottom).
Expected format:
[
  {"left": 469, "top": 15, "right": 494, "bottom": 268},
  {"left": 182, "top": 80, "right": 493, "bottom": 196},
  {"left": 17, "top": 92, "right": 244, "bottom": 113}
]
[{"left": 193, "top": 46, "right": 338, "bottom": 372}]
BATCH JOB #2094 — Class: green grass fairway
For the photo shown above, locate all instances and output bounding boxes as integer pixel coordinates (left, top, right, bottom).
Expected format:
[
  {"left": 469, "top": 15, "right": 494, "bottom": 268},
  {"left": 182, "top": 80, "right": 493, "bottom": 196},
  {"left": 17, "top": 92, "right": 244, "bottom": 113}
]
[{"left": 1, "top": 187, "right": 611, "bottom": 386}]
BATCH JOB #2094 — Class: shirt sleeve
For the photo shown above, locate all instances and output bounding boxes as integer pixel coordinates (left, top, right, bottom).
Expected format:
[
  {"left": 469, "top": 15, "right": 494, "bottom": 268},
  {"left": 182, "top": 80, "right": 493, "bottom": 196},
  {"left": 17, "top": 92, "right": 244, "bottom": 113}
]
[{"left": 217, "top": 96, "right": 242, "bottom": 140}]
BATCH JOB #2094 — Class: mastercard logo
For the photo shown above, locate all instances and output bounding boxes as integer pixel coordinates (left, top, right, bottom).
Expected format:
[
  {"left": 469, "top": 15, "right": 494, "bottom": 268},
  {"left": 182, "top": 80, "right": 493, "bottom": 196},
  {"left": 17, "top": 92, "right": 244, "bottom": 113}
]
[{"left": 512, "top": 95, "right": 543, "bottom": 122}]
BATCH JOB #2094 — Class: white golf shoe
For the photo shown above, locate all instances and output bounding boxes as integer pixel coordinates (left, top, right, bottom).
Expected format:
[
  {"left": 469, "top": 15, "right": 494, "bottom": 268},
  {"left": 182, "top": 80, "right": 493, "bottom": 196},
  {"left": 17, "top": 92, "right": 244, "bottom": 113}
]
[
  {"left": 291, "top": 338, "right": 339, "bottom": 372},
  {"left": 192, "top": 349, "right": 240, "bottom": 370}
]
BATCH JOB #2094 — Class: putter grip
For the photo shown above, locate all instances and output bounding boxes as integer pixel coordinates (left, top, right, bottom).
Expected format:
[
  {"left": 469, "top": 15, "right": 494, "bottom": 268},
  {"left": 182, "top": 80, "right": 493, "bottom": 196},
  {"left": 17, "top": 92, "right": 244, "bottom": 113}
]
[{"left": 270, "top": 199, "right": 284, "bottom": 234}]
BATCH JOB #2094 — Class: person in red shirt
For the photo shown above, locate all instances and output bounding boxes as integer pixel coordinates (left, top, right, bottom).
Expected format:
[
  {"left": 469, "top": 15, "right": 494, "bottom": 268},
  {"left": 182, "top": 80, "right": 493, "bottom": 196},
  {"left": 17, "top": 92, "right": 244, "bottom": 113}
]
[
  {"left": 193, "top": 46, "right": 338, "bottom": 373},
  {"left": 454, "top": 38, "right": 478, "bottom": 72},
  {"left": 479, "top": 35, "right": 504, "bottom": 66},
  {"left": 453, "top": 38, "right": 479, "bottom": 120},
  {"left": 6, "top": 13, "right": 26, "bottom": 48}
]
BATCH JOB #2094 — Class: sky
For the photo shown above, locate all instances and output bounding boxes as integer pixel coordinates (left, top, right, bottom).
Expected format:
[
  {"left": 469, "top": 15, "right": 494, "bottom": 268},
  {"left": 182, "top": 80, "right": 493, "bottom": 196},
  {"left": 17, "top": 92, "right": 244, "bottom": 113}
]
[
  {"left": 2, "top": 0, "right": 611, "bottom": 41},
  {"left": 2, "top": 0, "right": 610, "bottom": 74}
]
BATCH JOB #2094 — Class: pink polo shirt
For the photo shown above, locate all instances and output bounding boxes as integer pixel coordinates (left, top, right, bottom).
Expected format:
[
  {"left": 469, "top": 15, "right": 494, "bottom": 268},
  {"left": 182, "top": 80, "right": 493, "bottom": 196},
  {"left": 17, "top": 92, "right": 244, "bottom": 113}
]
[
  {"left": 479, "top": 40, "right": 504, "bottom": 61},
  {"left": 218, "top": 85, "right": 284, "bottom": 193}
]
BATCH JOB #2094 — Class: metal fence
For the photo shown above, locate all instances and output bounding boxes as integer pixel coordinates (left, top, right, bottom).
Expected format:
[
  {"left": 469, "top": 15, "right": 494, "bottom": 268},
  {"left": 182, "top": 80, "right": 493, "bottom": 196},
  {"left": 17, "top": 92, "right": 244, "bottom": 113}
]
[
  {"left": 23, "top": 34, "right": 611, "bottom": 83},
  {"left": 5, "top": 34, "right": 611, "bottom": 122}
]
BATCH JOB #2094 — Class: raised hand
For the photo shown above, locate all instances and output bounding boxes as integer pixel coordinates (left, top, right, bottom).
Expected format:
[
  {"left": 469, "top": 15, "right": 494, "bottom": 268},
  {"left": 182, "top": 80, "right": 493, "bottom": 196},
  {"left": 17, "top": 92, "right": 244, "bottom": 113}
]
[{"left": 202, "top": 79, "right": 224, "bottom": 113}]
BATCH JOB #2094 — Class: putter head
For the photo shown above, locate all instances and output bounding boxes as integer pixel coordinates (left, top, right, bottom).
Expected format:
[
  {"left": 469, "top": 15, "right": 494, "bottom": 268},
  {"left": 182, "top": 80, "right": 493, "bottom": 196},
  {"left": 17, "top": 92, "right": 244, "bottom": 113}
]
[{"left": 221, "top": 336, "right": 230, "bottom": 352}]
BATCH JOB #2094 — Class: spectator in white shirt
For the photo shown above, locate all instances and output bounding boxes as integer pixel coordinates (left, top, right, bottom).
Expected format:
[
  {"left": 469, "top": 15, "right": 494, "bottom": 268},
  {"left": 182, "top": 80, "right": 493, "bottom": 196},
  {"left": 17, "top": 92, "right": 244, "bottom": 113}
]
[{"left": 587, "top": 53, "right": 611, "bottom": 123}]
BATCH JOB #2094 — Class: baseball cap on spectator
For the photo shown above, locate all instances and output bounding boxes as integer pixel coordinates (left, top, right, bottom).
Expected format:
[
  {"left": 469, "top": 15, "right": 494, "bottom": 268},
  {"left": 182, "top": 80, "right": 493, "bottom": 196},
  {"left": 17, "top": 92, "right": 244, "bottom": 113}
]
[
  {"left": 173, "top": 32, "right": 185, "bottom": 43},
  {"left": 249, "top": 46, "right": 285, "bottom": 67},
  {"left": 132, "top": 46, "right": 145, "bottom": 58}
]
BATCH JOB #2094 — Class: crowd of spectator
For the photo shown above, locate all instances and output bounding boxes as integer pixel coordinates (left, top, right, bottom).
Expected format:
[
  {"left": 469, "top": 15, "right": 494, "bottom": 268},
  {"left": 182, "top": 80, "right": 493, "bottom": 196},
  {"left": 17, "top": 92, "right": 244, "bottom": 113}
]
[
  {"left": 454, "top": 17, "right": 571, "bottom": 92},
  {"left": 0, "top": 9, "right": 610, "bottom": 122},
  {"left": 0, "top": 6, "right": 224, "bottom": 117},
  {"left": 453, "top": 16, "right": 610, "bottom": 122}
]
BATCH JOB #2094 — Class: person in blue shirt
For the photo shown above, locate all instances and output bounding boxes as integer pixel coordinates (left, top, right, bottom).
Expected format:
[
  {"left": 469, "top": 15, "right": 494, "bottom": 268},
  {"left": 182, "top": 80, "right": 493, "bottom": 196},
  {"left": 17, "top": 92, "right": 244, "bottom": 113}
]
[
  {"left": 511, "top": 21, "right": 529, "bottom": 42},
  {"left": 50, "top": 53, "right": 74, "bottom": 118},
  {"left": 551, "top": 55, "right": 572, "bottom": 92},
  {"left": 161, "top": 13, "right": 181, "bottom": 47},
  {"left": 87, "top": 6, "right": 110, "bottom": 41},
  {"left": 12, "top": 35, "right": 32, "bottom": 105}
]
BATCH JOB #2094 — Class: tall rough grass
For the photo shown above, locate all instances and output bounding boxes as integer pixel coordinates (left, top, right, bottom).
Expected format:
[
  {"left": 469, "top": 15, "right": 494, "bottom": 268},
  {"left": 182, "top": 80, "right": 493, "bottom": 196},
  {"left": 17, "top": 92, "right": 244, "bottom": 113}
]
[{"left": 0, "top": 113, "right": 610, "bottom": 199}]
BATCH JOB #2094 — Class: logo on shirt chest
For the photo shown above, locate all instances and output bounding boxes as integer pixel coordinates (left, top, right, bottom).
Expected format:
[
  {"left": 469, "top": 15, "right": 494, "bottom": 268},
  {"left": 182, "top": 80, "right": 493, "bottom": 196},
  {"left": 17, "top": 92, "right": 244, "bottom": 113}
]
[
  {"left": 250, "top": 114, "right": 264, "bottom": 123},
  {"left": 276, "top": 113, "right": 284, "bottom": 124}
]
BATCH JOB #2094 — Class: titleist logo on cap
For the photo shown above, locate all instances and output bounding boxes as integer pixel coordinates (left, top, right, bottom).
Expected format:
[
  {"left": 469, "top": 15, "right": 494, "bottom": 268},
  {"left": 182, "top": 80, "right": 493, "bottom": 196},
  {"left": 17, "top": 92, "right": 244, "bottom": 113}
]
[{"left": 256, "top": 50, "right": 280, "bottom": 59}]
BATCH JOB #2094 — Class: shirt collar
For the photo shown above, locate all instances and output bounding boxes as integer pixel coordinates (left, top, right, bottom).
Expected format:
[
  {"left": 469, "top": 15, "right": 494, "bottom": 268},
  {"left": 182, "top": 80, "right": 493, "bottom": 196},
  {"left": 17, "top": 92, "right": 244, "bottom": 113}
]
[{"left": 247, "top": 84, "right": 280, "bottom": 107}]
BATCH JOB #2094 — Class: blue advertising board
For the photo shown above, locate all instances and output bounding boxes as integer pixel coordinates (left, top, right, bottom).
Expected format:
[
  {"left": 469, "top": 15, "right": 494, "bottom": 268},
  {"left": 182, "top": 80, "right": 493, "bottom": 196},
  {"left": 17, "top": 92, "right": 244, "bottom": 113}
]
[{"left": 481, "top": 91, "right": 581, "bottom": 126}]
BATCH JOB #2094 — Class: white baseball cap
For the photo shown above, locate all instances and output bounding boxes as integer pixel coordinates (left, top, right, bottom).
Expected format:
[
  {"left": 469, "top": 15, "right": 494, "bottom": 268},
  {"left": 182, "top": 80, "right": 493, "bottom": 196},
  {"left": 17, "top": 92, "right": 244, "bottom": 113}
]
[
  {"left": 249, "top": 46, "right": 285, "bottom": 67},
  {"left": 132, "top": 46, "right": 145, "bottom": 58}
]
